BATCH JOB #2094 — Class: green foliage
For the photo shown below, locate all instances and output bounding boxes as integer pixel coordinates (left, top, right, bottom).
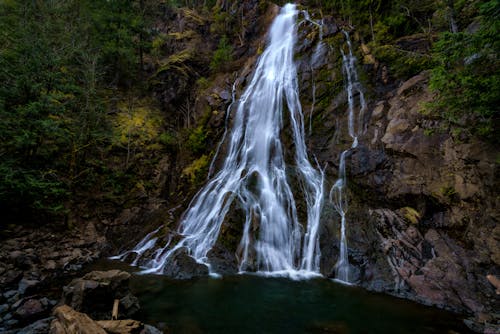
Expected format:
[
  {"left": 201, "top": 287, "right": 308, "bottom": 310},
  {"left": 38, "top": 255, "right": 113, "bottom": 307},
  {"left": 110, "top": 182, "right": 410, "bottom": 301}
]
[
  {"left": 187, "top": 126, "right": 208, "bottom": 154},
  {"left": 196, "top": 77, "right": 210, "bottom": 90},
  {"left": 210, "top": 36, "right": 233, "bottom": 72},
  {"left": 182, "top": 155, "right": 210, "bottom": 185},
  {"left": 112, "top": 98, "right": 164, "bottom": 163},
  {"left": 372, "top": 43, "right": 433, "bottom": 79},
  {"left": 400, "top": 207, "right": 421, "bottom": 224},
  {"left": 84, "top": 0, "right": 146, "bottom": 85},
  {"left": 429, "top": 0, "right": 499, "bottom": 141},
  {"left": 155, "top": 49, "right": 194, "bottom": 77},
  {"left": 0, "top": 0, "right": 154, "bottom": 217},
  {"left": 159, "top": 131, "right": 178, "bottom": 148}
]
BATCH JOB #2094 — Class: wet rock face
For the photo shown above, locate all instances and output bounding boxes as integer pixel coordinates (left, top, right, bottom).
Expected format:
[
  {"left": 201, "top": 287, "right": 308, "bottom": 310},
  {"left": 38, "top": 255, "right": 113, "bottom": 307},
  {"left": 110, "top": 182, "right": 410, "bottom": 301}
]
[
  {"left": 305, "top": 68, "right": 499, "bottom": 322},
  {"left": 161, "top": 248, "right": 209, "bottom": 279}
]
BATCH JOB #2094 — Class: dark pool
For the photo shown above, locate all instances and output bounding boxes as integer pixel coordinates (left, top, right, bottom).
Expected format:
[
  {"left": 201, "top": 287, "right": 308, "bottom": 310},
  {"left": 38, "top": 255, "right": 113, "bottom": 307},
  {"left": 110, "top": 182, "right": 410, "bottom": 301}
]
[{"left": 119, "top": 269, "right": 473, "bottom": 333}]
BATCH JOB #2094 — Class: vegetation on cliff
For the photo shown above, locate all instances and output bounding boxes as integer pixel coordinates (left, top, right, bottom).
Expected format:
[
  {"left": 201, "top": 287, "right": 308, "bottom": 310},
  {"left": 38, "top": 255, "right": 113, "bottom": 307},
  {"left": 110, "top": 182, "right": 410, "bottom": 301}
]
[{"left": 316, "top": 0, "right": 499, "bottom": 141}]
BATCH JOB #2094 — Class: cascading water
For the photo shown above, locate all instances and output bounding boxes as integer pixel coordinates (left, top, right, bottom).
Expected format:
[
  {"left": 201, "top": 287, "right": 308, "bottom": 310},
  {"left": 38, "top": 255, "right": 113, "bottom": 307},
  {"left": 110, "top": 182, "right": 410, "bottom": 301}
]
[
  {"left": 301, "top": 11, "right": 324, "bottom": 135},
  {"left": 120, "top": 4, "right": 324, "bottom": 278},
  {"left": 330, "top": 31, "right": 367, "bottom": 283}
]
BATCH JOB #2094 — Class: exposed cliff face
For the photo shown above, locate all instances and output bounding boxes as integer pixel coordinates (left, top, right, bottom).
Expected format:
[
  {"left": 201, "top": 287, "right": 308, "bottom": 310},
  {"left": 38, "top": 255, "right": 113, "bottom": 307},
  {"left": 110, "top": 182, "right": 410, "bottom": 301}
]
[{"left": 304, "top": 69, "right": 499, "bottom": 319}]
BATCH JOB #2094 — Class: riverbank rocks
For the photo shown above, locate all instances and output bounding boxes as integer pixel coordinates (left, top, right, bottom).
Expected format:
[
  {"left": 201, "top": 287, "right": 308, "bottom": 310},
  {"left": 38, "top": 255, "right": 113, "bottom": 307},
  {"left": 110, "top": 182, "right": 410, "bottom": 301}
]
[
  {"left": 62, "top": 270, "right": 139, "bottom": 320},
  {"left": 0, "top": 222, "right": 107, "bottom": 331},
  {"left": 13, "top": 296, "right": 54, "bottom": 323},
  {"left": 53, "top": 271, "right": 164, "bottom": 334},
  {"left": 50, "top": 305, "right": 163, "bottom": 334},
  {"left": 50, "top": 305, "right": 107, "bottom": 334}
]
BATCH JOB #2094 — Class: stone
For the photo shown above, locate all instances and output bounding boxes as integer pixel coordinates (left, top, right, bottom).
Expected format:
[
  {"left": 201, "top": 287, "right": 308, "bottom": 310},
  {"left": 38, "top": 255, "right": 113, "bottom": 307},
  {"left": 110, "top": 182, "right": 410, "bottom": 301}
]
[
  {"left": 119, "top": 295, "right": 140, "bottom": 318},
  {"left": 1, "top": 270, "right": 22, "bottom": 286},
  {"left": 141, "top": 324, "right": 164, "bottom": 334},
  {"left": 371, "top": 101, "right": 386, "bottom": 121},
  {"left": 44, "top": 260, "right": 57, "bottom": 271},
  {"left": 96, "top": 319, "right": 143, "bottom": 334},
  {"left": 14, "top": 298, "right": 49, "bottom": 322},
  {"left": 0, "top": 304, "right": 9, "bottom": 314},
  {"left": 18, "top": 278, "right": 40, "bottom": 295},
  {"left": 9, "top": 251, "right": 24, "bottom": 261},
  {"left": 5, "top": 319, "right": 18, "bottom": 327},
  {"left": 396, "top": 72, "right": 428, "bottom": 96},
  {"left": 50, "top": 305, "right": 106, "bottom": 334},
  {"left": 62, "top": 270, "right": 139, "bottom": 320},
  {"left": 13, "top": 317, "right": 54, "bottom": 334},
  {"left": 486, "top": 275, "right": 500, "bottom": 294},
  {"left": 162, "top": 248, "right": 209, "bottom": 279},
  {"left": 3, "top": 290, "right": 17, "bottom": 301}
]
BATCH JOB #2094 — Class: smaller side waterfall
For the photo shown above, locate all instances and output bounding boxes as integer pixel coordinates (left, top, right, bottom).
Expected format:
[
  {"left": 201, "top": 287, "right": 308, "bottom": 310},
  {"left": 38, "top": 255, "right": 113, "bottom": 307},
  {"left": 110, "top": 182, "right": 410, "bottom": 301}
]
[
  {"left": 330, "top": 31, "right": 367, "bottom": 283},
  {"left": 301, "top": 10, "right": 324, "bottom": 135}
]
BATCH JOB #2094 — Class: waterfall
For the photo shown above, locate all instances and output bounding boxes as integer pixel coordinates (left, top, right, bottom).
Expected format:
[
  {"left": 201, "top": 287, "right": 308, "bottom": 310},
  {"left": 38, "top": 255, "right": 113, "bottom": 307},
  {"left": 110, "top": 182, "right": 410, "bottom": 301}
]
[
  {"left": 301, "top": 10, "right": 324, "bottom": 135},
  {"left": 330, "top": 31, "right": 366, "bottom": 283},
  {"left": 120, "top": 4, "right": 324, "bottom": 278}
]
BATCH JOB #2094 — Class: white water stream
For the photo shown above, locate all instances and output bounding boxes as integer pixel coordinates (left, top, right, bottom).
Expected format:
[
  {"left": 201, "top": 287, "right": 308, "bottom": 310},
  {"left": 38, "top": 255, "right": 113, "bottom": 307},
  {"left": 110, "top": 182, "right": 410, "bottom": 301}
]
[
  {"left": 117, "top": 4, "right": 325, "bottom": 278},
  {"left": 329, "top": 31, "right": 367, "bottom": 282}
]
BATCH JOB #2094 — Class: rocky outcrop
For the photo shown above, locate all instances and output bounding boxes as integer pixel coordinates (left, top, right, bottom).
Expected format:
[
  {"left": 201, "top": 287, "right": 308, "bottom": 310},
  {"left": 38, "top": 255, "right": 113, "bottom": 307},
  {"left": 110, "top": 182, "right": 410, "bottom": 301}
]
[
  {"left": 50, "top": 305, "right": 107, "bottom": 334},
  {"left": 52, "top": 270, "right": 163, "bottom": 334},
  {"left": 62, "top": 270, "right": 140, "bottom": 320},
  {"left": 0, "top": 222, "right": 106, "bottom": 332},
  {"left": 306, "top": 70, "right": 499, "bottom": 330},
  {"left": 161, "top": 248, "right": 209, "bottom": 279},
  {"left": 49, "top": 306, "right": 163, "bottom": 334}
]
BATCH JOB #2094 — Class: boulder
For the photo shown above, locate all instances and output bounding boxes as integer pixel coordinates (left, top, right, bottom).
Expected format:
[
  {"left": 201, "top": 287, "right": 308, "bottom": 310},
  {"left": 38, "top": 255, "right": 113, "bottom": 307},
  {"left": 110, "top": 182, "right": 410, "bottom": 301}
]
[
  {"left": 13, "top": 297, "right": 51, "bottom": 322},
  {"left": 96, "top": 319, "right": 143, "bottom": 334},
  {"left": 62, "top": 270, "right": 139, "bottom": 320},
  {"left": 162, "top": 248, "right": 209, "bottom": 279},
  {"left": 18, "top": 278, "right": 40, "bottom": 295},
  {"left": 50, "top": 305, "right": 106, "bottom": 334},
  {"left": 4, "top": 317, "right": 54, "bottom": 334}
]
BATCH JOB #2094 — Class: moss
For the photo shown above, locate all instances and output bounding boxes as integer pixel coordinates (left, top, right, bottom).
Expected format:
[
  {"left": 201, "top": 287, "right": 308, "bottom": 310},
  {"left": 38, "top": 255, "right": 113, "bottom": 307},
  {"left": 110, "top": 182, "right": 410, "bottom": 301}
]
[
  {"left": 371, "top": 43, "right": 433, "bottom": 80},
  {"left": 154, "top": 49, "right": 194, "bottom": 78},
  {"left": 187, "top": 125, "right": 208, "bottom": 154},
  {"left": 182, "top": 155, "right": 210, "bottom": 185},
  {"left": 196, "top": 77, "right": 210, "bottom": 90},
  {"left": 400, "top": 207, "right": 421, "bottom": 225},
  {"left": 440, "top": 186, "right": 457, "bottom": 199}
]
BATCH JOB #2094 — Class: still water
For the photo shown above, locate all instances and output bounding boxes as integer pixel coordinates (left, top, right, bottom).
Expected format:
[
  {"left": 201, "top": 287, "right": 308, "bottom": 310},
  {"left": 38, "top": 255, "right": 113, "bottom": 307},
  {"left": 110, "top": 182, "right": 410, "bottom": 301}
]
[{"left": 121, "top": 269, "right": 472, "bottom": 334}]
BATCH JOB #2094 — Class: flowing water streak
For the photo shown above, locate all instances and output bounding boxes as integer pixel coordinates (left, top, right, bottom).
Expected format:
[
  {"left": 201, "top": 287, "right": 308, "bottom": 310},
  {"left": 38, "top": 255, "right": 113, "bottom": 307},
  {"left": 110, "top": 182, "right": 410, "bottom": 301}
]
[
  {"left": 131, "top": 4, "right": 323, "bottom": 277},
  {"left": 109, "top": 226, "right": 162, "bottom": 266},
  {"left": 301, "top": 11, "right": 324, "bottom": 135},
  {"left": 330, "top": 31, "right": 367, "bottom": 282},
  {"left": 208, "top": 79, "right": 238, "bottom": 178}
]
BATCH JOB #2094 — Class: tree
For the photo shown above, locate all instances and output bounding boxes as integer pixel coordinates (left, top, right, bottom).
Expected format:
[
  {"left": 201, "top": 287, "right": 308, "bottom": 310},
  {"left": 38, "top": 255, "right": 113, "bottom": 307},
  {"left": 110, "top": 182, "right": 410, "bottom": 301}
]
[{"left": 429, "top": 0, "right": 499, "bottom": 141}]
